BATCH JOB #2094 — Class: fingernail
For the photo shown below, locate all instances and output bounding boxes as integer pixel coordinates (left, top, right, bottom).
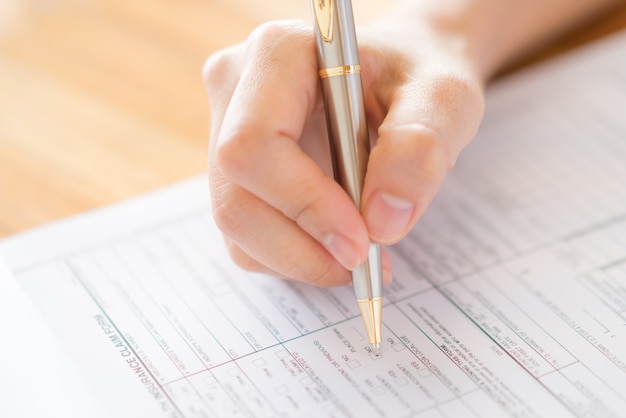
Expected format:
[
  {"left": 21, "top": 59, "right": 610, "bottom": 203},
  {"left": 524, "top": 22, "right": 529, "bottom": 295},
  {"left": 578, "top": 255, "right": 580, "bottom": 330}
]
[
  {"left": 382, "top": 263, "right": 393, "bottom": 285},
  {"left": 366, "top": 192, "right": 415, "bottom": 244},
  {"left": 382, "top": 252, "right": 393, "bottom": 285},
  {"left": 323, "top": 234, "right": 362, "bottom": 270}
]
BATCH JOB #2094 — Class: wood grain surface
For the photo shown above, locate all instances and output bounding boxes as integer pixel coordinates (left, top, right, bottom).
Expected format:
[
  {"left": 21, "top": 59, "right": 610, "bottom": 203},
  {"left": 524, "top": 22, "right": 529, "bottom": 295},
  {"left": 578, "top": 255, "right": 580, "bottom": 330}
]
[{"left": 1, "top": 0, "right": 625, "bottom": 237}]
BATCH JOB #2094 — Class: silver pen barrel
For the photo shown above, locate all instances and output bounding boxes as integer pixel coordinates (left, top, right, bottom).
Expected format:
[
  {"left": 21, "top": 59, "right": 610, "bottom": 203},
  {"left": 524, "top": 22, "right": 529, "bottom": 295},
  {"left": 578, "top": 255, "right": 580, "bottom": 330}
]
[{"left": 311, "top": 0, "right": 383, "bottom": 353}]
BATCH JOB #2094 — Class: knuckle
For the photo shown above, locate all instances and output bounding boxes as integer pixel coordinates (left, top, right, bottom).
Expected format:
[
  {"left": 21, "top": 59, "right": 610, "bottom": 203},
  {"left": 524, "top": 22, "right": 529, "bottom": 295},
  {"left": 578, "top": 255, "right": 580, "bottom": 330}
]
[
  {"left": 214, "top": 127, "right": 256, "bottom": 180},
  {"left": 428, "top": 71, "right": 481, "bottom": 104},
  {"left": 202, "top": 47, "right": 238, "bottom": 89},
  {"left": 224, "top": 240, "right": 260, "bottom": 273},
  {"left": 427, "top": 71, "right": 485, "bottom": 142},
  {"left": 278, "top": 248, "right": 349, "bottom": 287},
  {"left": 248, "top": 21, "right": 287, "bottom": 46},
  {"left": 283, "top": 177, "right": 328, "bottom": 225},
  {"left": 286, "top": 195, "right": 317, "bottom": 225},
  {"left": 211, "top": 184, "right": 247, "bottom": 237},
  {"left": 247, "top": 20, "right": 308, "bottom": 51},
  {"left": 378, "top": 124, "right": 449, "bottom": 181},
  {"left": 304, "top": 259, "right": 347, "bottom": 287},
  {"left": 413, "top": 127, "right": 449, "bottom": 174},
  {"left": 204, "top": 20, "right": 309, "bottom": 91}
]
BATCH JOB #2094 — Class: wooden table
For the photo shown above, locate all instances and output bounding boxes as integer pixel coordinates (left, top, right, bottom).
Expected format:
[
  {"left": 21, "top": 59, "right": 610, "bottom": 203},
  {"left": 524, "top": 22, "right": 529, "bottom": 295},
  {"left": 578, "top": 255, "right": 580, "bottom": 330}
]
[{"left": 1, "top": 0, "right": 625, "bottom": 237}]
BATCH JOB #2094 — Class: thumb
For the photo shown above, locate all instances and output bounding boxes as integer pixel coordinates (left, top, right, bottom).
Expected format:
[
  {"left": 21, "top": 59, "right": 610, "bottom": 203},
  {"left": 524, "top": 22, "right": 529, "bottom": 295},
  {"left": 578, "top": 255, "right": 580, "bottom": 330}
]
[{"left": 362, "top": 71, "right": 484, "bottom": 245}]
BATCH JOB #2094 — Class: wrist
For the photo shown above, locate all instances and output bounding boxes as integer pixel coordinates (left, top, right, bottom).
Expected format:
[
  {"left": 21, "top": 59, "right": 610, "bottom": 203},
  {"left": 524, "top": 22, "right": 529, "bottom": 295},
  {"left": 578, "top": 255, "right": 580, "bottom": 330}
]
[
  {"left": 357, "top": 8, "right": 497, "bottom": 92},
  {"left": 365, "top": 0, "right": 623, "bottom": 81}
]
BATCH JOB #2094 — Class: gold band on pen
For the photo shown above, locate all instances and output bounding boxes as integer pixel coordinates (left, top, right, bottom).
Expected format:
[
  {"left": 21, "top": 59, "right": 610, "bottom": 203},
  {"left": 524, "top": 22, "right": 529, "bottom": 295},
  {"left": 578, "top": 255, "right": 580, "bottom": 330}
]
[{"left": 318, "top": 64, "right": 361, "bottom": 79}]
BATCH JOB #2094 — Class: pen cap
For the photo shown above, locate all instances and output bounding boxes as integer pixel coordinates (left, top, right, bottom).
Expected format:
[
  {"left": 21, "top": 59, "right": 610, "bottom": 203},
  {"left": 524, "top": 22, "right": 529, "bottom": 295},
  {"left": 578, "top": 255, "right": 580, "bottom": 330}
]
[
  {"left": 312, "top": 0, "right": 361, "bottom": 68},
  {"left": 311, "top": 0, "right": 370, "bottom": 208}
]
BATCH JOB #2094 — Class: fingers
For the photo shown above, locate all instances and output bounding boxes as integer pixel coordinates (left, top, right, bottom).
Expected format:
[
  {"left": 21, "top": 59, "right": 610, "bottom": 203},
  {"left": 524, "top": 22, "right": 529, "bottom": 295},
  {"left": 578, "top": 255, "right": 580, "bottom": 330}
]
[
  {"left": 203, "top": 43, "right": 245, "bottom": 141},
  {"left": 362, "top": 69, "right": 485, "bottom": 245},
  {"left": 219, "top": 23, "right": 372, "bottom": 267},
  {"left": 214, "top": 182, "right": 352, "bottom": 287},
  {"left": 204, "top": 21, "right": 371, "bottom": 285},
  {"left": 215, "top": 181, "right": 394, "bottom": 288},
  {"left": 209, "top": 151, "right": 353, "bottom": 286},
  {"left": 203, "top": 20, "right": 486, "bottom": 286}
]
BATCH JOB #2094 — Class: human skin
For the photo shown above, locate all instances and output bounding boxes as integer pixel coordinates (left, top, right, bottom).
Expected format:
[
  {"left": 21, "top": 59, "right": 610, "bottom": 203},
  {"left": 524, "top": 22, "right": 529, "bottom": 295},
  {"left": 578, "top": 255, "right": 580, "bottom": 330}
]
[{"left": 203, "top": 0, "right": 621, "bottom": 287}]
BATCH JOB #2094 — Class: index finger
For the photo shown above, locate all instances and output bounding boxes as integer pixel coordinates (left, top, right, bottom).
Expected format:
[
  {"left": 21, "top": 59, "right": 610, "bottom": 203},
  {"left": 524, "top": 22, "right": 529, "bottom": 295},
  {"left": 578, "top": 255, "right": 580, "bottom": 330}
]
[{"left": 214, "top": 21, "right": 371, "bottom": 270}]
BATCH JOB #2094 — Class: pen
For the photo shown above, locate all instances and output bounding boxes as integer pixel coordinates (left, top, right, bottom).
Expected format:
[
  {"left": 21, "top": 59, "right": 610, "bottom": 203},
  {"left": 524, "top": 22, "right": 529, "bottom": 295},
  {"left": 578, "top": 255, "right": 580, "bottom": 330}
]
[{"left": 311, "top": 0, "right": 383, "bottom": 354}]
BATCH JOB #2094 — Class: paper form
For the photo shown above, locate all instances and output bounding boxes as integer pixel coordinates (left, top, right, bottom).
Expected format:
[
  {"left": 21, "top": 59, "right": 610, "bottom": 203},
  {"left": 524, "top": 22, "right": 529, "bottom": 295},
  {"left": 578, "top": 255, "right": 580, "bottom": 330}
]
[
  {"left": 2, "top": 31, "right": 626, "bottom": 418},
  {"left": 0, "top": 261, "right": 109, "bottom": 418}
]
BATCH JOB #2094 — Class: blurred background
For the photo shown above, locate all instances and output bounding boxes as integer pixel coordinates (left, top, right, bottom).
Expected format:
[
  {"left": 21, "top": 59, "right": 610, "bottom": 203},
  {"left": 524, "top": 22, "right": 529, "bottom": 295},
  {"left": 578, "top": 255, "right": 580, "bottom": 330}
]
[{"left": 1, "top": 0, "right": 625, "bottom": 237}]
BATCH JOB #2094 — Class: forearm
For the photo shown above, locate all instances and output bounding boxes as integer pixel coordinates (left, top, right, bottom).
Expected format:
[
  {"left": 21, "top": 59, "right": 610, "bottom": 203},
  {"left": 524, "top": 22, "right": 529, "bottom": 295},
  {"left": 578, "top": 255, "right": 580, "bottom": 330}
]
[{"left": 368, "top": 0, "right": 622, "bottom": 80}]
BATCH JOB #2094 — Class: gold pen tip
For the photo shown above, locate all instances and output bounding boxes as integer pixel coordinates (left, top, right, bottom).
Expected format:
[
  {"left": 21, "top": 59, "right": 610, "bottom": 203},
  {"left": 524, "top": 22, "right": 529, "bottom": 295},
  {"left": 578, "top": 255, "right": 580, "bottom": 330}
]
[{"left": 372, "top": 343, "right": 380, "bottom": 356}]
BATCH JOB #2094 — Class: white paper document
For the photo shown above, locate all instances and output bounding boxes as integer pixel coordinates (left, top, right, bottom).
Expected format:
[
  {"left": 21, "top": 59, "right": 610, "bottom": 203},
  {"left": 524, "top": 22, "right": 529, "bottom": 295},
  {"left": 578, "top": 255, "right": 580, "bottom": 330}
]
[{"left": 2, "top": 31, "right": 626, "bottom": 418}]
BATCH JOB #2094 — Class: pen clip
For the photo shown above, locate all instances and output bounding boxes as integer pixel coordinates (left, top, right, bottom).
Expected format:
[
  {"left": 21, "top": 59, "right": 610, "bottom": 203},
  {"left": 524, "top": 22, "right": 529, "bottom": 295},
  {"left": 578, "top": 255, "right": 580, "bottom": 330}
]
[{"left": 312, "top": 0, "right": 333, "bottom": 42}]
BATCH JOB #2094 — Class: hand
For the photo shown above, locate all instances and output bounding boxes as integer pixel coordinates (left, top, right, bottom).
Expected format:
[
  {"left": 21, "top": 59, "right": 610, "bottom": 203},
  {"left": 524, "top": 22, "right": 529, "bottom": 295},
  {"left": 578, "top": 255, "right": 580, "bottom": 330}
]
[{"left": 203, "top": 17, "right": 484, "bottom": 287}]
